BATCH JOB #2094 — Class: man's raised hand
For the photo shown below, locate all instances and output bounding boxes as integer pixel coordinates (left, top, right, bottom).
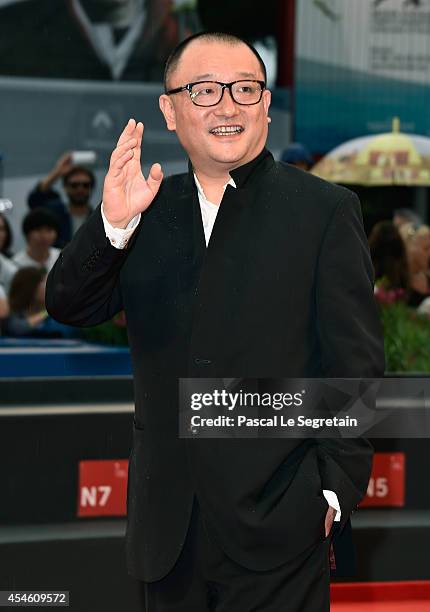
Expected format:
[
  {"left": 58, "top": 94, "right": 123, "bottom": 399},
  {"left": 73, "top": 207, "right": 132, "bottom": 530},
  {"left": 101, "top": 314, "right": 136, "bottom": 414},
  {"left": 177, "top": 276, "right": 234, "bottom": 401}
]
[{"left": 103, "top": 118, "right": 163, "bottom": 228}]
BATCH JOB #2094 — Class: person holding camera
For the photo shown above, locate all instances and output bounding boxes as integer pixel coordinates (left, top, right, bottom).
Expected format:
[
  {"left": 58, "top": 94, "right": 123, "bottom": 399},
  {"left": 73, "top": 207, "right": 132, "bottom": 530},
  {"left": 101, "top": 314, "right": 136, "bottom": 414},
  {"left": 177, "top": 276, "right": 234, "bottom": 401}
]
[{"left": 28, "top": 153, "right": 95, "bottom": 248}]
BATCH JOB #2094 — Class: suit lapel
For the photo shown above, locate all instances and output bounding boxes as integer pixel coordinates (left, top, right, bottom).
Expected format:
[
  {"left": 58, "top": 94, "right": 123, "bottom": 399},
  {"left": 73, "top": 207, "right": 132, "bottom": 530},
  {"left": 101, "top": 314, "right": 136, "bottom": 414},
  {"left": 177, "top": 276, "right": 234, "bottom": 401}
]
[
  {"left": 159, "top": 169, "right": 206, "bottom": 270},
  {"left": 205, "top": 185, "right": 249, "bottom": 254},
  {"left": 190, "top": 184, "right": 255, "bottom": 354},
  {"left": 157, "top": 153, "right": 274, "bottom": 364}
]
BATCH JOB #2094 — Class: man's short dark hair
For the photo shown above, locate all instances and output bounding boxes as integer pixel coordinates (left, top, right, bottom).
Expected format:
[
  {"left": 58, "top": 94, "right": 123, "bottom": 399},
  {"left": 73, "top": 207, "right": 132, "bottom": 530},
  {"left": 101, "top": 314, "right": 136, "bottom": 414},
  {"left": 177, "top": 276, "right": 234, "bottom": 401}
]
[
  {"left": 22, "top": 208, "right": 59, "bottom": 237},
  {"left": 63, "top": 166, "right": 95, "bottom": 189},
  {"left": 164, "top": 32, "right": 267, "bottom": 91}
]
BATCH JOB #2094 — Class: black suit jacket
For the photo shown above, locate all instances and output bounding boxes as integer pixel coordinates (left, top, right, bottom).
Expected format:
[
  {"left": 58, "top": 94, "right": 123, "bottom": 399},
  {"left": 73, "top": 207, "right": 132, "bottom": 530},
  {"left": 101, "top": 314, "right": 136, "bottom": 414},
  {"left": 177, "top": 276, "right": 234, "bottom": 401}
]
[{"left": 46, "top": 149, "right": 385, "bottom": 581}]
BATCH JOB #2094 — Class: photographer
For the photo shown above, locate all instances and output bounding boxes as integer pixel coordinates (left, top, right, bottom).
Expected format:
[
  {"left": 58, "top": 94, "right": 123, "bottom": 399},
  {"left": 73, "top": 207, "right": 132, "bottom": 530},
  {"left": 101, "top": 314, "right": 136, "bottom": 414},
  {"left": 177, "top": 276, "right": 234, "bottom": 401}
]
[{"left": 28, "top": 153, "right": 94, "bottom": 248}]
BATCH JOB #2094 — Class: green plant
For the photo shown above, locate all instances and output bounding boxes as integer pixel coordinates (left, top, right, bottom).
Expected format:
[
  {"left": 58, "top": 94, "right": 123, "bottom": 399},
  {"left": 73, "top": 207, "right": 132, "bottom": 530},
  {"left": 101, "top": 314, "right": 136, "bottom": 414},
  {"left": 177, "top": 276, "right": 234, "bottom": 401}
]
[
  {"left": 81, "top": 311, "right": 129, "bottom": 346},
  {"left": 379, "top": 301, "right": 430, "bottom": 372}
]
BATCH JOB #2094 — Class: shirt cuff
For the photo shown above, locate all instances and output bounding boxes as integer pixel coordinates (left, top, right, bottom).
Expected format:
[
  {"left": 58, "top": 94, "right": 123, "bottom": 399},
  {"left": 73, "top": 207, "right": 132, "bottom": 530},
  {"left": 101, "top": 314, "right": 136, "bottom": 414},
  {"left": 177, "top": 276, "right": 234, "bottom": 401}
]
[
  {"left": 323, "top": 489, "right": 341, "bottom": 522},
  {"left": 101, "top": 203, "right": 141, "bottom": 249}
]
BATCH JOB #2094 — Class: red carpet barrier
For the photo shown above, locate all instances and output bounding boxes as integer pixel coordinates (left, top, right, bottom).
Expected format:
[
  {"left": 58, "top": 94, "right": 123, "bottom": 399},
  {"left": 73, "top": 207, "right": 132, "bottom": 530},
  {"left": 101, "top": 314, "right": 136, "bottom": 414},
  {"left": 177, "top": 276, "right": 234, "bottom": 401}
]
[
  {"left": 75, "top": 452, "right": 406, "bottom": 519},
  {"left": 331, "top": 581, "right": 430, "bottom": 602},
  {"left": 332, "top": 581, "right": 430, "bottom": 610},
  {"left": 360, "top": 452, "right": 405, "bottom": 508},
  {"left": 78, "top": 459, "right": 128, "bottom": 517}
]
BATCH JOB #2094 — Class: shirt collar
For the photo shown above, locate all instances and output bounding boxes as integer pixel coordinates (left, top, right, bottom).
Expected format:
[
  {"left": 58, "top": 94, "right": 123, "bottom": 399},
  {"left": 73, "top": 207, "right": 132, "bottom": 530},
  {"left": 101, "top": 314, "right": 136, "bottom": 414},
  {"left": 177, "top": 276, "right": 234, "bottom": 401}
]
[
  {"left": 193, "top": 174, "right": 236, "bottom": 203},
  {"left": 229, "top": 147, "right": 272, "bottom": 188},
  {"left": 188, "top": 147, "right": 273, "bottom": 192}
]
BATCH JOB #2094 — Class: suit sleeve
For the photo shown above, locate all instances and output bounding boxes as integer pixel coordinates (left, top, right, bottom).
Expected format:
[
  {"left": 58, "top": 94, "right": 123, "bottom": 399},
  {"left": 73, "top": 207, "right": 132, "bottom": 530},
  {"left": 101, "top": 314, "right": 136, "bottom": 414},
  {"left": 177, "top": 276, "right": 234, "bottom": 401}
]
[
  {"left": 315, "top": 189, "right": 385, "bottom": 529},
  {"left": 45, "top": 204, "right": 128, "bottom": 327}
]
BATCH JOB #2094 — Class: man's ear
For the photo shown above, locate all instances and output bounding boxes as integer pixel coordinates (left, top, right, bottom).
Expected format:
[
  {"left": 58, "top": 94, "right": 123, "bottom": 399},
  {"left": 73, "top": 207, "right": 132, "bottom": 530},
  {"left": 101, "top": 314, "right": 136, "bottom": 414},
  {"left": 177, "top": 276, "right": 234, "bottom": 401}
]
[
  {"left": 159, "top": 94, "right": 176, "bottom": 131},
  {"left": 263, "top": 89, "right": 271, "bottom": 117}
]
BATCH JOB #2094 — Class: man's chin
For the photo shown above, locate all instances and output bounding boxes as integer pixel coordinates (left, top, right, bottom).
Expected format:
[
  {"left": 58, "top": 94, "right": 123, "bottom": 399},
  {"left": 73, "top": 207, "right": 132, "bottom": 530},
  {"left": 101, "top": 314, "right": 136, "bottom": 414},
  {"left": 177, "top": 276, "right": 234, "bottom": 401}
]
[{"left": 208, "top": 145, "right": 249, "bottom": 167}]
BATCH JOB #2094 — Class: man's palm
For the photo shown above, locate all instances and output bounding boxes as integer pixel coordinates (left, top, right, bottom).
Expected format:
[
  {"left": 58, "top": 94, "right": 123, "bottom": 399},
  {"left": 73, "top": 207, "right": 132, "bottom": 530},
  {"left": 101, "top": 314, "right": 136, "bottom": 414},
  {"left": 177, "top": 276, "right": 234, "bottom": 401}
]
[{"left": 103, "top": 119, "right": 163, "bottom": 228}]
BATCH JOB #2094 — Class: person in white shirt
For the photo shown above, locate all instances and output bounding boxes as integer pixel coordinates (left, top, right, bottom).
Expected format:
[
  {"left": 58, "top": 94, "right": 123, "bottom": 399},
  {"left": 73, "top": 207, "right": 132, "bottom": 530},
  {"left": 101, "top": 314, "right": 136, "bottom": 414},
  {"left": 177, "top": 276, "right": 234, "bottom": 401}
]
[
  {"left": 13, "top": 209, "right": 60, "bottom": 274},
  {"left": 0, "top": 284, "right": 8, "bottom": 320},
  {"left": 0, "top": 212, "right": 17, "bottom": 294},
  {"left": 0, "top": 252, "right": 17, "bottom": 294}
]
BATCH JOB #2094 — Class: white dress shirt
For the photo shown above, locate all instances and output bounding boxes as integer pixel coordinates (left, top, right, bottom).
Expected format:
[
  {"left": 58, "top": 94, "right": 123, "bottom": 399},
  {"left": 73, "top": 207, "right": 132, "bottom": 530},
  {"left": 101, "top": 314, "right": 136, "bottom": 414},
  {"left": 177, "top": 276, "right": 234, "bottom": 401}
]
[
  {"left": 101, "top": 177, "right": 341, "bottom": 522},
  {"left": 13, "top": 247, "right": 60, "bottom": 274},
  {"left": 0, "top": 252, "right": 17, "bottom": 294}
]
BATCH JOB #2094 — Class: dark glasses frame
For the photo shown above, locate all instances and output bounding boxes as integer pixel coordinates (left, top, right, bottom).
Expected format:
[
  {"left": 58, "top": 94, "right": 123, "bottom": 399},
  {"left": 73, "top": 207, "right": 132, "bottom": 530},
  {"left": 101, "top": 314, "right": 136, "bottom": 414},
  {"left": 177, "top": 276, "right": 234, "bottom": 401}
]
[
  {"left": 165, "top": 79, "right": 266, "bottom": 107},
  {"left": 66, "top": 181, "right": 92, "bottom": 189}
]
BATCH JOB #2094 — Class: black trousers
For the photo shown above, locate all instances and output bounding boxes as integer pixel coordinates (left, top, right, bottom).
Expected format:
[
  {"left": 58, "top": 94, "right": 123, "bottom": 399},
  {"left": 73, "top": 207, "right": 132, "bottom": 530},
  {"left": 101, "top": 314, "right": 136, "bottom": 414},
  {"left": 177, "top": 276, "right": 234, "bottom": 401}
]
[{"left": 141, "top": 500, "right": 332, "bottom": 612}]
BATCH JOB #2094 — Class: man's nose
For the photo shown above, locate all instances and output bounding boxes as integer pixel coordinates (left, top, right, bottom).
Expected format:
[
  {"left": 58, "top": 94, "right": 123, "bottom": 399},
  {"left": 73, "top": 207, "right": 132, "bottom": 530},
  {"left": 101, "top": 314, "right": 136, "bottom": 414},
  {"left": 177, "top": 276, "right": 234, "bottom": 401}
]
[{"left": 214, "top": 87, "right": 239, "bottom": 116}]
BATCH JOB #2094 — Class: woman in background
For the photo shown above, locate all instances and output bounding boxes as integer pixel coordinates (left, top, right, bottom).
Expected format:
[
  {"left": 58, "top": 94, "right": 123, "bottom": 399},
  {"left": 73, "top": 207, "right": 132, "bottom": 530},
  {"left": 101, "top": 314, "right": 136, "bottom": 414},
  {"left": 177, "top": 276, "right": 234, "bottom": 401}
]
[
  {"left": 2, "top": 267, "right": 75, "bottom": 338},
  {"left": 0, "top": 212, "right": 17, "bottom": 294},
  {"left": 369, "top": 221, "right": 409, "bottom": 292},
  {"left": 399, "top": 223, "right": 430, "bottom": 307},
  {"left": 0, "top": 212, "right": 13, "bottom": 258},
  {"left": 0, "top": 285, "right": 8, "bottom": 321}
]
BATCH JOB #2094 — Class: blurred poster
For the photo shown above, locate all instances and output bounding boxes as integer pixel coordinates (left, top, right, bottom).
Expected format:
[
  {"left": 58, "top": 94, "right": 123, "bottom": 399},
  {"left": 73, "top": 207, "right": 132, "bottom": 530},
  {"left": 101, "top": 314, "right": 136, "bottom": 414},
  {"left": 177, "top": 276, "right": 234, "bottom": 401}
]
[
  {"left": 0, "top": 0, "right": 280, "bottom": 84},
  {"left": 370, "top": 0, "right": 430, "bottom": 82},
  {"left": 295, "top": 0, "right": 430, "bottom": 153},
  {"left": 0, "top": 0, "right": 201, "bottom": 82},
  {"left": 0, "top": 0, "right": 289, "bottom": 237},
  {"left": 198, "top": 0, "right": 279, "bottom": 87}
]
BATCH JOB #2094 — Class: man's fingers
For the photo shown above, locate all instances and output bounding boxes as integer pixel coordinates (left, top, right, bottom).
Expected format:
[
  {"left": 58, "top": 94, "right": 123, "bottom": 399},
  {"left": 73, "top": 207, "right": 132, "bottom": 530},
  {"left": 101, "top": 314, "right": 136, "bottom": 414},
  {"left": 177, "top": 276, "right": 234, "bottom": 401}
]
[
  {"left": 116, "top": 118, "right": 141, "bottom": 147},
  {"left": 131, "top": 122, "right": 144, "bottom": 163},
  {"left": 147, "top": 163, "right": 163, "bottom": 194},
  {"left": 136, "top": 121, "right": 144, "bottom": 148},
  {"left": 60, "top": 152, "right": 72, "bottom": 164},
  {"left": 324, "top": 507, "right": 335, "bottom": 537},
  {"left": 118, "top": 136, "right": 138, "bottom": 150},
  {"left": 110, "top": 148, "right": 134, "bottom": 178},
  {"left": 55, "top": 152, "right": 72, "bottom": 173},
  {"left": 113, "top": 119, "right": 144, "bottom": 165},
  {"left": 149, "top": 163, "right": 163, "bottom": 181},
  {"left": 110, "top": 137, "right": 138, "bottom": 165}
]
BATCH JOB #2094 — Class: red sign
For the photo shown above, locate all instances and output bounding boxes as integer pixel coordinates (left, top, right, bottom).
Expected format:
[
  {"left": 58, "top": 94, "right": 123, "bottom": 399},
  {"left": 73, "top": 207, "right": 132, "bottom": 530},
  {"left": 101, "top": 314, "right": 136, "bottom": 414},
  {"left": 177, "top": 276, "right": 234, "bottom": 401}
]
[
  {"left": 360, "top": 452, "right": 405, "bottom": 507},
  {"left": 77, "top": 459, "right": 128, "bottom": 517}
]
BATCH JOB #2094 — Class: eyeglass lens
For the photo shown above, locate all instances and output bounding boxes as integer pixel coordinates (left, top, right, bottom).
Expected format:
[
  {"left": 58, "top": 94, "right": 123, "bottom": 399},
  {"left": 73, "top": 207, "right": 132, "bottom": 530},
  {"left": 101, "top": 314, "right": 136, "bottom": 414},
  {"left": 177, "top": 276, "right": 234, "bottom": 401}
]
[{"left": 190, "top": 81, "right": 263, "bottom": 106}]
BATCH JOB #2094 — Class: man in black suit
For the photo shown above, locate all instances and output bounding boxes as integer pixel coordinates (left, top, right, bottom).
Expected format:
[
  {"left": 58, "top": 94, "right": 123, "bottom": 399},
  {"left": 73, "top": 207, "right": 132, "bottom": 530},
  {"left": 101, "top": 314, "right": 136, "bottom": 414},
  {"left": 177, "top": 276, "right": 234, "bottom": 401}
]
[{"left": 46, "top": 32, "right": 385, "bottom": 611}]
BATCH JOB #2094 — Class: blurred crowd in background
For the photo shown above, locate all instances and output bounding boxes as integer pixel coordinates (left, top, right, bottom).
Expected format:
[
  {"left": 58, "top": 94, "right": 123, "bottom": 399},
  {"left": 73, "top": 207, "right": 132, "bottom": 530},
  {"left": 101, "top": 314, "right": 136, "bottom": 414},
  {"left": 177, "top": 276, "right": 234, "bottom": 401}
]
[
  {"left": 0, "top": 154, "right": 96, "bottom": 339},
  {"left": 1, "top": 143, "right": 429, "bottom": 341},
  {"left": 1, "top": 0, "right": 430, "bottom": 352}
]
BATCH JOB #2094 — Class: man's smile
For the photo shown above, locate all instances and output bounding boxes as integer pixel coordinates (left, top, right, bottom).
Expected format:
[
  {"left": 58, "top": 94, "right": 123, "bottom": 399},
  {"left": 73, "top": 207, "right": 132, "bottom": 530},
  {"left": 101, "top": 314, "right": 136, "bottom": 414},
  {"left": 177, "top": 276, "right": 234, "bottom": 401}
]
[{"left": 209, "top": 124, "right": 244, "bottom": 136}]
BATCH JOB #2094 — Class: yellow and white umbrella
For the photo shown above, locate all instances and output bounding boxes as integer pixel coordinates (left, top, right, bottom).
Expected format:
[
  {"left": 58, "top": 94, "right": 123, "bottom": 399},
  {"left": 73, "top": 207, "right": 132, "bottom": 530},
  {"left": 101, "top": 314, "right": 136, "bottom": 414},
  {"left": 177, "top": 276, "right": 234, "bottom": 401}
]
[{"left": 311, "top": 118, "right": 430, "bottom": 186}]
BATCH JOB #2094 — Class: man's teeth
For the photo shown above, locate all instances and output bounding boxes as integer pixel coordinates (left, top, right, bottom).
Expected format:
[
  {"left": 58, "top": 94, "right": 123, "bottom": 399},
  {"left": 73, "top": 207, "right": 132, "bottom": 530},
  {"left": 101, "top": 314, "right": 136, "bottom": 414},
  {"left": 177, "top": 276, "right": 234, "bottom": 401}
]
[{"left": 211, "top": 126, "right": 243, "bottom": 135}]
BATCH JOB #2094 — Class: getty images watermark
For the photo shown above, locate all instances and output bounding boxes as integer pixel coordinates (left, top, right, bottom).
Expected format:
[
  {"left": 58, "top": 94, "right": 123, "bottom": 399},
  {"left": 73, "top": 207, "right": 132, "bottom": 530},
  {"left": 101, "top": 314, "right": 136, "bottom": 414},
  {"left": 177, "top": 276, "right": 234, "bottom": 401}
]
[
  {"left": 179, "top": 378, "right": 430, "bottom": 438},
  {"left": 188, "top": 388, "right": 358, "bottom": 429}
]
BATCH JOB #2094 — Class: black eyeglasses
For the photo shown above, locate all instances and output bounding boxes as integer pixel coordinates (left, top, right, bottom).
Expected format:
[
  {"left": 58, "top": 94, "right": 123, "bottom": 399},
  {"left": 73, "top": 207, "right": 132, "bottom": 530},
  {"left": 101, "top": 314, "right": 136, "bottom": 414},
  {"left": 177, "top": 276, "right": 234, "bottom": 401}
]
[
  {"left": 67, "top": 181, "right": 92, "bottom": 189},
  {"left": 165, "top": 80, "right": 266, "bottom": 107}
]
